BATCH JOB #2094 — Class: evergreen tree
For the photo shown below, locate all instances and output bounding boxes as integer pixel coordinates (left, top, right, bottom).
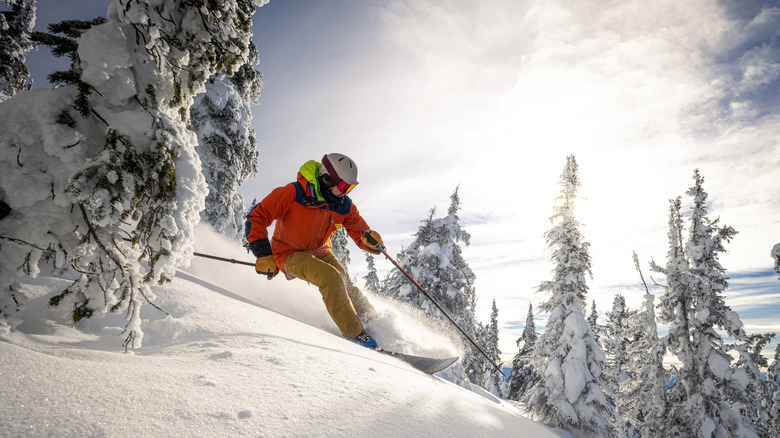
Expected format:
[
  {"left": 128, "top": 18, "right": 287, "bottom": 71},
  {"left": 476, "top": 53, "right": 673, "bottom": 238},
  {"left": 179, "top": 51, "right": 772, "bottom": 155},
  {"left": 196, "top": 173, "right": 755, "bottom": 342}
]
[
  {"left": 472, "top": 320, "right": 487, "bottom": 384},
  {"left": 619, "top": 252, "right": 666, "bottom": 437},
  {"left": 772, "top": 386, "right": 780, "bottom": 438},
  {"left": 651, "top": 197, "right": 694, "bottom": 433},
  {"left": 604, "top": 294, "right": 630, "bottom": 413},
  {"left": 769, "top": 342, "right": 780, "bottom": 383},
  {"left": 588, "top": 299, "right": 602, "bottom": 347},
  {"left": 508, "top": 302, "right": 538, "bottom": 400},
  {"left": 772, "top": 243, "right": 780, "bottom": 280},
  {"left": 380, "top": 187, "right": 479, "bottom": 387},
  {"left": 480, "top": 300, "right": 503, "bottom": 397},
  {"left": 526, "top": 155, "right": 613, "bottom": 437},
  {"left": 381, "top": 190, "right": 476, "bottom": 319},
  {"left": 363, "top": 253, "right": 381, "bottom": 295},
  {"left": 769, "top": 344, "right": 780, "bottom": 437},
  {"left": 652, "top": 170, "right": 758, "bottom": 437},
  {"left": 685, "top": 169, "right": 757, "bottom": 437},
  {"left": 732, "top": 333, "right": 775, "bottom": 438},
  {"left": 0, "top": 0, "right": 36, "bottom": 101},
  {"left": 331, "top": 226, "right": 351, "bottom": 268},
  {"left": 190, "top": 42, "right": 261, "bottom": 239},
  {"left": 0, "top": 0, "right": 255, "bottom": 348},
  {"left": 381, "top": 208, "right": 436, "bottom": 302}
]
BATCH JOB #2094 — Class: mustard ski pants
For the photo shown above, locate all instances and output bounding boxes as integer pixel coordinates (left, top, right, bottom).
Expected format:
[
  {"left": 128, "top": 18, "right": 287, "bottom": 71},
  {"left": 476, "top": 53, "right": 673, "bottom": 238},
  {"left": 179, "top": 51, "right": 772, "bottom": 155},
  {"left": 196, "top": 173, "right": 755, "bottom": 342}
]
[{"left": 284, "top": 252, "right": 376, "bottom": 339}]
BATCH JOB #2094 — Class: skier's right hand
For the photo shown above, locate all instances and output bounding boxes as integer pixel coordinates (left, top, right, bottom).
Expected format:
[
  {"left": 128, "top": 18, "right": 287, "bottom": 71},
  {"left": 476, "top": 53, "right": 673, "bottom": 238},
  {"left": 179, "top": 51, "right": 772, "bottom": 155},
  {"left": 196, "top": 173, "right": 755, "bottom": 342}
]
[{"left": 255, "top": 255, "right": 279, "bottom": 280}]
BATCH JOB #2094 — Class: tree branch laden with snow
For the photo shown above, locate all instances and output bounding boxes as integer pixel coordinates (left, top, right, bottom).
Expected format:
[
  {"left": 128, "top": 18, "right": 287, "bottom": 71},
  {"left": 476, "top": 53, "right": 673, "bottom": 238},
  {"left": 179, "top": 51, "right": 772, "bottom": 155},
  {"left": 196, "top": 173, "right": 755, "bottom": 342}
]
[
  {"left": 0, "top": 0, "right": 256, "bottom": 348},
  {"left": 190, "top": 41, "right": 261, "bottom": 239},
  {"left": 0, "top": 0, "right": 36, "bottom": 101}
]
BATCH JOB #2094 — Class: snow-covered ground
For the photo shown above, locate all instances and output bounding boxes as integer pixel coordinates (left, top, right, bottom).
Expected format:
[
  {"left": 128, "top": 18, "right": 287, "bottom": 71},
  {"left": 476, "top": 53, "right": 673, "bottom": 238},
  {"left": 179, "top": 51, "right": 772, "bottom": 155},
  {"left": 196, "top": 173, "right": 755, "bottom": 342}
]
[{"left": 0, "top": 226, "right": 569, "bottom": 437}]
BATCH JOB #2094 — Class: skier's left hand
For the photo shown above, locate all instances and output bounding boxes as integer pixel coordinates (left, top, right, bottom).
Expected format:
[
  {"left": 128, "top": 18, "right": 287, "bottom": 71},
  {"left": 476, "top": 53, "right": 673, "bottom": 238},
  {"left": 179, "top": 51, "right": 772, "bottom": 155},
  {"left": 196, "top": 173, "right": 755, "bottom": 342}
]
[
  {"left": 361, "top": 230, "right": 384, "bottom": 252},
  {"left": 255, "top": 255, "right": 279, "bottom": 280}
]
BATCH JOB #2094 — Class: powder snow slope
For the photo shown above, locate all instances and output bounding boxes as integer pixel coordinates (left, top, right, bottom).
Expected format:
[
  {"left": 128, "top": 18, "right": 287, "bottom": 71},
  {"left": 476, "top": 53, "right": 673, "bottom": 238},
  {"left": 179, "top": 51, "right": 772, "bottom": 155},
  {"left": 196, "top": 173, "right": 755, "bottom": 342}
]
[{"left": 0, "top": 230, "right": 570, "bottom": 437}]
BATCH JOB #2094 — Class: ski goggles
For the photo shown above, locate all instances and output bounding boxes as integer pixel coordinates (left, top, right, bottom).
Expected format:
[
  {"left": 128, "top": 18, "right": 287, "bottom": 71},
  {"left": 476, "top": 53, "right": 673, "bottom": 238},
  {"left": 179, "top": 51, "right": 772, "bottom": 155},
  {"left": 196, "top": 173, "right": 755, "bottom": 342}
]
[
  {"left": 336, "top": 180, "right": 356, "bottom": 195},
  {"left": 321, "top": 173, "right": 357, "bottom": 195}
]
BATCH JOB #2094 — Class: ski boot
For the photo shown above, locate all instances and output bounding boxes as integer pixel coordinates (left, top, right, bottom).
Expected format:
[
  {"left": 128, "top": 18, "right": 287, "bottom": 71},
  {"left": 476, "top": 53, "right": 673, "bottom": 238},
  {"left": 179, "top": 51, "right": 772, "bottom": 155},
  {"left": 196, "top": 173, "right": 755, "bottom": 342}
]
[{"left": 352, "top": 330, "right": 378, "bottom": 350}]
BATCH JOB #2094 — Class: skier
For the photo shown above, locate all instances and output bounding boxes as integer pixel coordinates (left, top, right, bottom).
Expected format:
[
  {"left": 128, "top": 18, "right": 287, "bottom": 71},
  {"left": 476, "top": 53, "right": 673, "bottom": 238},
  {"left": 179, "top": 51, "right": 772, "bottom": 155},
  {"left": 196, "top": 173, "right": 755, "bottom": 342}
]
[{"left": 245, "top": 153, "right": 384, "bottom": 349}]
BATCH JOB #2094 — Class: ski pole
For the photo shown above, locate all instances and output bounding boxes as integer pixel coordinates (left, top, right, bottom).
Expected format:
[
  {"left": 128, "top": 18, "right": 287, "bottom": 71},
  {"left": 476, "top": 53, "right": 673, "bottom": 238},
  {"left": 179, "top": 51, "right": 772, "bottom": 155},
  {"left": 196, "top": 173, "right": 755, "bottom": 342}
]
[
  {"left": 121, "top": 237, "right": 255, "bottom": 267},
  {"left": 193, "top": 252, "right": 255, "bottom": 267},
  {"left": 379, "top": 247, "right": 505, "bottom": 377}
]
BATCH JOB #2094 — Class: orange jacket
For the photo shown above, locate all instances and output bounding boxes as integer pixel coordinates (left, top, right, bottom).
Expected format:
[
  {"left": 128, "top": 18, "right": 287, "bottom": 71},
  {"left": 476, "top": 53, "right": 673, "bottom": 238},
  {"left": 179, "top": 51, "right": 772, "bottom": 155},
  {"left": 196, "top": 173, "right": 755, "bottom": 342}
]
[{"left": 245, "top": 169, "right": 376, "bottom": 271}]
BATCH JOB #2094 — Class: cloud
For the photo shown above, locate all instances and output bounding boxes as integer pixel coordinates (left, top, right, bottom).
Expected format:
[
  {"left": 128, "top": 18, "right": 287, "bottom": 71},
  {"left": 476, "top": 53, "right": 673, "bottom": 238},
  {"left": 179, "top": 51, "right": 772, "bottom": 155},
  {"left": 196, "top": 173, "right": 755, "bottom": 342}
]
[{"left": 695, "top": 4, "right": 780, "bottom": 123}]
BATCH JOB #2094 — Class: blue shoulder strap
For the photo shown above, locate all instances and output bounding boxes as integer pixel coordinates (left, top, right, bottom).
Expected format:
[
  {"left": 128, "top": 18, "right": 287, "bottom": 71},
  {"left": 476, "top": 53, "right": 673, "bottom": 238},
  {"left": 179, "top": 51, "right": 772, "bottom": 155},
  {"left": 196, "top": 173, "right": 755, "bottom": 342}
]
[
  {"left": 293, "top": 181, "right": 327, "bottom": 209},
  {"left": 293, "top": 181, "right": 352, "bottom": 214}
]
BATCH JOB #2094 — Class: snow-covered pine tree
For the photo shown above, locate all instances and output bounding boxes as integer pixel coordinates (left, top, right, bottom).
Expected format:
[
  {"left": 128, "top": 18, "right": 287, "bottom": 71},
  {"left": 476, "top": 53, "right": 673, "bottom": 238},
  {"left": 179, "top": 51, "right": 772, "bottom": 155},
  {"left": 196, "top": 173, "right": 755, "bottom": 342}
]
[
  {"left": 472, "top": 320, "right": 488, "bottom": 384},
  {"left": 604, "top": 294, "right": 630, "bottom": 416},
  {"left": 0, "top": 0, "right": 36, "bottom": 101},
  {"left": 685, "top": 169, "right": 760, "bottom": 437},
  {"left": 769, "top": 344, "right": 780, "bottom": 437},
  {"left": 190, "top": 41, "right": 261, "bottom": 239},
  {"left": 480, "top": 299, "right": 504, "bottom": 397},
  {"left": 653, "top": 170, "right": 758, "bottom": 438},
  {"left": 526, "top": 155, "right": 613, "bottom": 437},
  {"left": 381, "top": 207, "right": 435, "bottom": 302},
  {"left": 508, "top": 303, "right": 539, "bottom": 401},
  {"left": 619, "top": 252, "right": 666, "bottom": 438},
  {"left": 380, "top": 187, "right": 480, "bottom": 387},
  {"left": 773, "top": 383, "right": 780, "bottom": 438},
  {"left": 651, "top": 197, "right": 694, "bottom": 433},
  {"left": 331, "top": 226, "right": 351, "bottom": 268},
  {"left": 0, "top": 0, "right": 256, "bottom": 348},
  {"left": 772, "top": 243, "right": 780, "bottom": 280},
  {"left": 363, "top": 252, "right": 381, "bottom": 295},
  {"left": 732, "top": 333, "right": 775, "bottom": 438},
  {"left": 588, "top": 299, "right": 602, "bottom": 348},
  {"left": 770, "top": 342, "right": 780, "bottom": 384}
]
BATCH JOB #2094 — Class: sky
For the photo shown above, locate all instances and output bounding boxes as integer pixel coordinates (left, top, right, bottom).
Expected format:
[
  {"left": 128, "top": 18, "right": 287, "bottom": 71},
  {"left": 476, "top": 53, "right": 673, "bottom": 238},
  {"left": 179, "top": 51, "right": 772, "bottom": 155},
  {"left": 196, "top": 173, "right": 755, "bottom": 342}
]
[
  {"left": 0, "top": 250, "right": 570, "bottom": 437},
  {"left": 23, "top": 0, "right": 780, "bottom": 362}
]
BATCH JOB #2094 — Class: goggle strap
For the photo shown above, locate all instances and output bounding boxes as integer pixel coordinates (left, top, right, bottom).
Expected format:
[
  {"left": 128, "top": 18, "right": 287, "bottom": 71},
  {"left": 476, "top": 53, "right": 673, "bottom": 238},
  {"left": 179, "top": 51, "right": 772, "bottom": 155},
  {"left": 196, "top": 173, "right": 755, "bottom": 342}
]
[{"left": 321, "top": 156, "right": 339, "bottom": 183}]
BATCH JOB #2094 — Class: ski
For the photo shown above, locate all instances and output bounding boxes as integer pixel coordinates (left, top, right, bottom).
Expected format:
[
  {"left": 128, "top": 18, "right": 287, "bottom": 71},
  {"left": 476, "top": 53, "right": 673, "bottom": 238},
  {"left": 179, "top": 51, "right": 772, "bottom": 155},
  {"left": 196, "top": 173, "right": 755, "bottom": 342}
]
[{"left": 377, "top": 349, "right": 459, "bottom": 374}]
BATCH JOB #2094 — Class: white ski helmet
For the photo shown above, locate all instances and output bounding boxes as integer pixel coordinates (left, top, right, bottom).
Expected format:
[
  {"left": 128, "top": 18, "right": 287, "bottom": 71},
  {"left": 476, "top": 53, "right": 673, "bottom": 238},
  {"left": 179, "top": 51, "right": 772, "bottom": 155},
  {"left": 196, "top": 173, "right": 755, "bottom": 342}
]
[{"left": 320, "top": 153, "right": 359, "bottom": 194}]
